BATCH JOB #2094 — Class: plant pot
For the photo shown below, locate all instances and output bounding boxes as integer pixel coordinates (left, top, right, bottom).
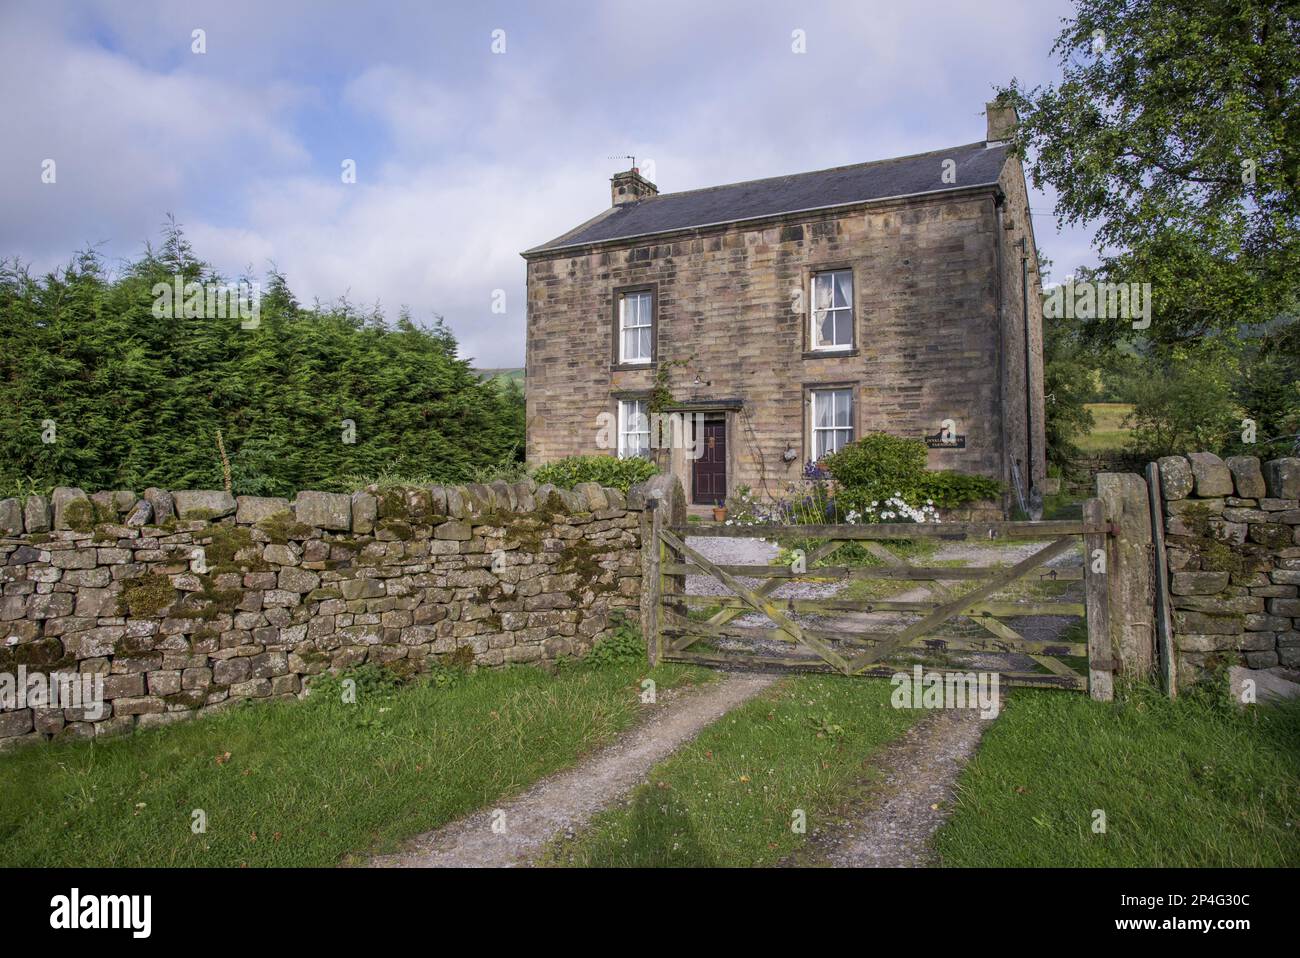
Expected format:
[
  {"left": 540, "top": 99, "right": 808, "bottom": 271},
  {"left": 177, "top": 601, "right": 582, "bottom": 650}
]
[{"left": 712, "top": 506, "right": 728, "bottom": 522}]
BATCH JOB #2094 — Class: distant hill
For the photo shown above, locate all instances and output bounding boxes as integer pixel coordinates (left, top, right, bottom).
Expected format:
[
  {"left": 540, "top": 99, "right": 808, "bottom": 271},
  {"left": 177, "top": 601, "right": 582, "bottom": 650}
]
[{"left": 475, "top": 367, "right": 525, "bottom": 386}]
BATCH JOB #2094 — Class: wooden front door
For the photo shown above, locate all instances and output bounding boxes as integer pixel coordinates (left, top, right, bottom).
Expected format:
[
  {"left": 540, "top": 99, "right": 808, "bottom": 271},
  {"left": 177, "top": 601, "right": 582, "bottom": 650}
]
[{"left": 692, "top": 418, "right": 727, "bottom": 505}]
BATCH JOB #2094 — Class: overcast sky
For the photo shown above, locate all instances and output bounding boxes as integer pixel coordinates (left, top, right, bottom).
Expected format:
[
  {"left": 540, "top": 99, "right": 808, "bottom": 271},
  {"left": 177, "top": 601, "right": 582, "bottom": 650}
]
[{"left": 0, "top": 0, "right": 1097, "bottom": 368}]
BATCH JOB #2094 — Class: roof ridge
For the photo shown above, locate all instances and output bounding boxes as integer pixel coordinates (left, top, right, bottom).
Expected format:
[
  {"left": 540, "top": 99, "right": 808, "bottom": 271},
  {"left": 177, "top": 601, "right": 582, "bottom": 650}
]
[
  {"left": 641, "top": 140, "right": 991, "bottom": 202},
  {"left": 523, "top": 140, "right": 1008, "bottom": 255}
]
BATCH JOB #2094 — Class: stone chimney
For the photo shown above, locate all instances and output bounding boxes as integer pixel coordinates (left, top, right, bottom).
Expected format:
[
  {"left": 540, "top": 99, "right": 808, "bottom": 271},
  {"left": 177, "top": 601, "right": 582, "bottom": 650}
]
[
  {"left": 985, "top": 100, "right": 1018, "bottom": 144},
  {"left": 611, "top": 167, "right": 658, "bottom": 207}
]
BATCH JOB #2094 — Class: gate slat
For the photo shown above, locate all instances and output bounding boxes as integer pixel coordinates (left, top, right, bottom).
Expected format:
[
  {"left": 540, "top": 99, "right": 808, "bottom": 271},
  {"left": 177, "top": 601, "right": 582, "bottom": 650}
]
[
  {"left": 705, "top": 538, "right": 845, "bottom": 631},
  {"left": 662, "top": 649, "right": 1086, "bottom": 689},
  {"left": 658, "top": 527, "right": 850, "bottom": 672},
  {"left": 668, "top": 521, "right": 1089, "bottom": 539},
  {"left": 845, "top": 536, "right": 1079, "bottom": 674},
  {"left": 661, "top": 615, "right": 1086, "bottom": 657},
  {"left": 671, "top": 593, "right": 1085, "bottom": 617},
  {"left": 662, "top": 562, "right": 1082, "bottom": 580}
]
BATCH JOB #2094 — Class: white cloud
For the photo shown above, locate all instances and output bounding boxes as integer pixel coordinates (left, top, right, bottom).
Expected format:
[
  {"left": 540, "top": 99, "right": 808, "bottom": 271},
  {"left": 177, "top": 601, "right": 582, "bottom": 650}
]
[{"left": 0, "top": 0, "right": 1098, "bottom": 367}]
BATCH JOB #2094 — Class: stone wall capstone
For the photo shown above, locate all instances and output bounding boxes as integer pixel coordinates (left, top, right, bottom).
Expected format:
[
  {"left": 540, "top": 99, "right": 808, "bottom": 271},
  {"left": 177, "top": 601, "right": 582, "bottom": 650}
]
[
  {"left": 0, "top": 479, "right": 651, "bottom": 748},
  {"left": 1157, "top": 453, "right": 1300, "bottom": 686}
]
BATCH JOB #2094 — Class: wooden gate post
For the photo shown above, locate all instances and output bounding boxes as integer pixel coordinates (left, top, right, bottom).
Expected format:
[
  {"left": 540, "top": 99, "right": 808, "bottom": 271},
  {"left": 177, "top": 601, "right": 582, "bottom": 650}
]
[
  {"left": 636, "top": 474, "right": 687, "bottom": 666},
  {"left": 1145, "top": 462, "right": 1177, "bottom": 698},
  {"left": 1083, "top": 497, "right": 1114, "bottom": 701},
  {"left": 1097, "top": 472, "right": 1157, "bottom": 684},
  {"left": 640, "top": 498, "right": 663, "bottom": 665}
]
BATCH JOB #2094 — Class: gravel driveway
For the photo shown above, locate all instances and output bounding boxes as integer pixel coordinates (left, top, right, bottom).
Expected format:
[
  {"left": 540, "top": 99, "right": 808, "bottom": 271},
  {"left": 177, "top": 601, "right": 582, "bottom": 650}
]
[{"left": 368, "top": 673, "right": 775, "bottom": 868}]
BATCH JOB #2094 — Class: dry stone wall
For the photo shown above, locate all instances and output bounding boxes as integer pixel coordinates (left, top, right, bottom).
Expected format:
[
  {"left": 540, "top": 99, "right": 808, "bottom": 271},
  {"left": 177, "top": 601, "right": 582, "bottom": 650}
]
[
  {"left": 1157, "top": 453, "right": 1300, "bottom": 685},
  {"left": 0, "top": 479, "right": 648, "bottom": 748}
]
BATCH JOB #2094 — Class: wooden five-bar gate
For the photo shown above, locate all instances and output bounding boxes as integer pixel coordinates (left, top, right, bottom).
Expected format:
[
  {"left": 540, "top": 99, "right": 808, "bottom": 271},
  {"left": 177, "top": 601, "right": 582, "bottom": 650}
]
[{"left": 641, "top": 498, "right": 1117, "bottom": 699}]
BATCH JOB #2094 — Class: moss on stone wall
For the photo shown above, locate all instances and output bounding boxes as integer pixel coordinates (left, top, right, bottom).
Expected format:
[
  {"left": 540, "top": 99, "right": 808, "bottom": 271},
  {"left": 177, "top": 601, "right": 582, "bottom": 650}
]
[
  {"left": 11, "top": 638, "right": 73, "bottom": 672},
  {"left": 62, "top": 499, "right": 95, "bottom": 533},
  {"left": 1178, "top": 503, "right": 1250, "bottom": 575},
  {"left": 257, "top": 511, "right": 313, "bottom": 544},
  {"left": 377, "top": 487, "right": 407, "bottom": 519},
  {"left": 376, "top": 518, "right": 413, "bottom": 541},
  {"left": 186, "top": 577, "right": 244, "bottom": 620},
  {"left": 558, "top": 539, "right": 616, "bottom": 591},
  {"left": 117, "top": 572, "right": 177, "bottom": 617},
  {"left": 163, "top": 689, "right": 207, "bottom": 710}
]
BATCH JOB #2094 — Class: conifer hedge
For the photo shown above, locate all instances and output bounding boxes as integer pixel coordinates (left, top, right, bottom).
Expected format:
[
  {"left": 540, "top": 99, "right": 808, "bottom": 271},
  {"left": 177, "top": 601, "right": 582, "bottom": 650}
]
[{"left": 0, "top": 227, "right": 524, "bottom": 497}]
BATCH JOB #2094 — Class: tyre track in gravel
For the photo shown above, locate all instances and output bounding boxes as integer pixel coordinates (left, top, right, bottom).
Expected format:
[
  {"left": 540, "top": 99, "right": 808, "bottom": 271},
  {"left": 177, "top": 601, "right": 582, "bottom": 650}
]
[{"left": 367, "top": 671, "right": 776, "bottom": 868}]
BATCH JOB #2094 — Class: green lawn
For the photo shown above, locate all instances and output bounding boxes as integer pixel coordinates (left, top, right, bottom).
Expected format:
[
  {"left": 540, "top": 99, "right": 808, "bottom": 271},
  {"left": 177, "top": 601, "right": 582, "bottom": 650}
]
[
  {"left": 542, "top": 675, "right": 922, "bottom": 867},
  {"left": 0, "top": 660, "right": 707, "bottom": 867},
  {"left": 933, "top": 685, "right": 1300, "bottom": 867},
  {"left": 1077, "top": 402, "right": 1134, "bottom": 453}
]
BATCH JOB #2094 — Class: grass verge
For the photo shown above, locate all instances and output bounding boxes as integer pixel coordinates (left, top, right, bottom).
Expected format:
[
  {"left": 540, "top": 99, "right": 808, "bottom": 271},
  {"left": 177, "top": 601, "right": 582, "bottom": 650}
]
[
  {"left": 933, "top": 683, "right": 1300, "bottom": 866},
  {"left": 0, "top": 660, "right": 708, "bottom": 867},
  {"left": 541, "top": 674, "right": 921, "bottom": 867}
]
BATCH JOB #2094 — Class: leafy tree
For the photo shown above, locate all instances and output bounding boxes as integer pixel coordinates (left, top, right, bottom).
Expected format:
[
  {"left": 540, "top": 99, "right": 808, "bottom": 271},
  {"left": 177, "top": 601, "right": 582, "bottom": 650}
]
[
  {"left": 1041, "top": 291, "right": 1098, "bottom": 467},
  {"left": 1000, "top": 0, "right": 1299, "bottom": 461},
  {"left": 1228, "top": 319, "right": 1300, "bottom": 456},
  {"left": 999, "top": 0, "right": 1300, "bottom": 350},
  {"left": 1122, "top": 351, "right": 1240, "bottom": 459}
]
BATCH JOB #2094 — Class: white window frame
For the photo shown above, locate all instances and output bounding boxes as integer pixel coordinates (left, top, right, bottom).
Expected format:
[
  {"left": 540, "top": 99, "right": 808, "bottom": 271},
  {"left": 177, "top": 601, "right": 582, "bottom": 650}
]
[
  {"left": 618, "top": 399, "right": 651, "bottom": 459},
  {"left": 618, "top": 290, "right": 653, "bottom": 365},
  {"left": 810, "top": 388, "right": 854, "bottom": 459},
  {"left": 809, "top": 269, "right": 854, "bottom": 351}
]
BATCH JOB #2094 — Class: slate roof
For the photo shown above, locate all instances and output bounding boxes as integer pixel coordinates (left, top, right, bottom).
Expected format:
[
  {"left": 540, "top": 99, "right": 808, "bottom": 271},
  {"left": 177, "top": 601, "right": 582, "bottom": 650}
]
[{"left": 525, "top": 141, "right": 1008, "bottom": 256}]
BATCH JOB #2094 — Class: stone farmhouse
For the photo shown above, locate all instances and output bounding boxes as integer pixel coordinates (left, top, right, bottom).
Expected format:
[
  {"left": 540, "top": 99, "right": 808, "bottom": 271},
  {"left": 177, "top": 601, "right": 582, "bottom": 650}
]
[{"left": 522, "top": 102, "right": 1046, "bottom": 512}]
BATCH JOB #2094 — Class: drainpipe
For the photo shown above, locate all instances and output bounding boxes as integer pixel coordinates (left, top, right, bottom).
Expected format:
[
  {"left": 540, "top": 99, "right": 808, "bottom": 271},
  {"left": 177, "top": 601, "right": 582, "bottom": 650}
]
[
  {"left": 1018, "top": 236, "right": 1041, "bottom": 517},
  {"left": 994, "top": 194, "right": 1011, "bottom": 507}
]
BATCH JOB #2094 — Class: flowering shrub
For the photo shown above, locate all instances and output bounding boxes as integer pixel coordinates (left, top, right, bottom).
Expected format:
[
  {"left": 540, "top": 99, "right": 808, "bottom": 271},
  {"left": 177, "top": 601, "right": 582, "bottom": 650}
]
[
  {"left": 844, "top": 494, "right": 941, "bottom": 524},
  {"left": 723, "top": 485, "right": 780, "bottom": 526},
  {"left": 803, "top": 459, "right": 830, "bottom": 480}
]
